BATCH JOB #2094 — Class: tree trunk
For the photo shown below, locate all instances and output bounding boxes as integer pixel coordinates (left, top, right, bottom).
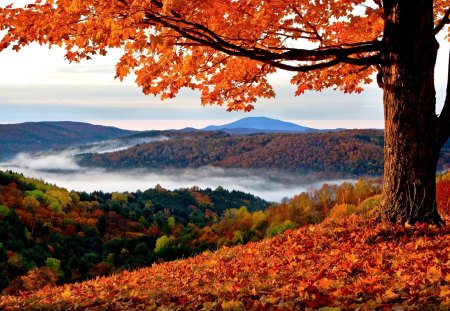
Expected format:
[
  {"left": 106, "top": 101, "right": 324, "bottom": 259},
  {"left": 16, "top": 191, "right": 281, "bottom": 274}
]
[{"left": 380, "top": 0, "right": 445, "bottom": 225}]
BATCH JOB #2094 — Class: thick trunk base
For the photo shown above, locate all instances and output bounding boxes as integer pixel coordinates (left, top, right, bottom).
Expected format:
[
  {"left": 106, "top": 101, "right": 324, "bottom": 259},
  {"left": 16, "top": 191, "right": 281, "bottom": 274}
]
[
  {"left": 380, "top": 179, "right": 445, "bottom": 226},
  {"left": 379, "top": 0, "right": 445, "bottom": 226}
]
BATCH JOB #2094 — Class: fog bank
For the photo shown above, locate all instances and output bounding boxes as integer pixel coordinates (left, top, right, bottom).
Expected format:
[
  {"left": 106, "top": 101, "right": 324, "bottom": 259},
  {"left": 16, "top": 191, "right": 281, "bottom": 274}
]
[{"left": 0, "top": 143, "right": 350, "bottom": 202}]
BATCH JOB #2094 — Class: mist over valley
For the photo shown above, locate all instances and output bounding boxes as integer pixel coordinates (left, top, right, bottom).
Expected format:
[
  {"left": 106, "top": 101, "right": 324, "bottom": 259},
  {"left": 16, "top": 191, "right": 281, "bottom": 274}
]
[
  {"left": 1, "top": 119, "right": 449, "bottom": 202},
  {"left": 0, "top": 151, "right": 348, "bottom": 202}
]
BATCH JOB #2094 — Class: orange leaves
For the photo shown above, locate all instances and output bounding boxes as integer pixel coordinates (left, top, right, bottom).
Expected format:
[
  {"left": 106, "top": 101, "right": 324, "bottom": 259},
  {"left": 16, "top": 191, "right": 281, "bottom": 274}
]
[
  {"left": 3, "top": 216, "right": 450, "bottom": 309},
  {"left": 292, "top": 63, "right": 377, "bottom": 96},
  {"left": 440, "top": 285, "right": 450, "bottom": 301},
  {"left": 0, "top": 0, "right": 386, "bottom": 110},
  {"left": 427, "top": 266, "right": 443, "bottom": 283},
  {"left": 67, "top": 0, "right": 82, "bottom": 13},
  {"left": 115, "top": 53, "right": 138, "bottom": 81}
]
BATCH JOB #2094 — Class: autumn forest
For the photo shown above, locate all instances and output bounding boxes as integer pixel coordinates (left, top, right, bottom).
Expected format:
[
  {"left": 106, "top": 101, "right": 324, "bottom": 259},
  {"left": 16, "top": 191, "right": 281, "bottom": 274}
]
[
  {"left": 1, "top": 0, "right": 450, "bottom": 309},
  {"left": 1, "top": 170, "right": 450, "bottom": 309}
]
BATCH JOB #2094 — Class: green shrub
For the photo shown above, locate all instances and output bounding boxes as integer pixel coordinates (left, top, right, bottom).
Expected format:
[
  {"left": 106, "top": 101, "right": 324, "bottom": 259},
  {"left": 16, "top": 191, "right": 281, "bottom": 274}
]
[
  {"left": 356, "top": 195, "right": 382, "bottom": 218},
  {"left": 24, "top": 190, "right": 46, "bottom": 203},
  {"left": 154, "top": 235, "right": 171, "bottom": 253},
  {"left": 49, "top": 202, "right": 62, "bottom": 213},
  {"left": 266, "top": 220, "right": 297, "bottom": 237},
  {"left": 0, "top": 205, "right": 10, "bottom": 217},
  {"left": 45, "top": 257, "right": 62, "bottom": 274}
]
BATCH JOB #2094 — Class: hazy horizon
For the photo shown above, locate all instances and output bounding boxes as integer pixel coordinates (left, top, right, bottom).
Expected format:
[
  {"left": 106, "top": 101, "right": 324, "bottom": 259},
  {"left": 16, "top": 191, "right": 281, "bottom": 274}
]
[{"left": 0, "top": 117, "right": 385, "bottom": 131}]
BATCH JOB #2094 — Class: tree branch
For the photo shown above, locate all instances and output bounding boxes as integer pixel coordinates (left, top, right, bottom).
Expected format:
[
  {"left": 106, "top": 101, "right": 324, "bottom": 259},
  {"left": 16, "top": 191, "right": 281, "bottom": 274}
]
[
  {"left": 143, "top": 10, "right": 381, "bottom": 72},
  {"left": 434, "top": 7, "right": 450, "bottom": 35},
  {"left": 438, "top": 50, "right": 450, "bottom": 147}
]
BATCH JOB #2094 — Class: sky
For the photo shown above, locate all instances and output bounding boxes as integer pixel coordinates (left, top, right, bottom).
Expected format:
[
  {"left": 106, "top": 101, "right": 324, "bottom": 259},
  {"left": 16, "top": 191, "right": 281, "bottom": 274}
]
[{"left": 0, "top": 16, "right": 448, "bottom": 130}]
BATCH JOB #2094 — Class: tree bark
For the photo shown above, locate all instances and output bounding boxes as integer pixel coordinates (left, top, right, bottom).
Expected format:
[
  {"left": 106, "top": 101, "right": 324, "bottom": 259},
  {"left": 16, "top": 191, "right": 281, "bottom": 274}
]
[{"left": 380, "top": 0, "right": 445, "bottom": 225}]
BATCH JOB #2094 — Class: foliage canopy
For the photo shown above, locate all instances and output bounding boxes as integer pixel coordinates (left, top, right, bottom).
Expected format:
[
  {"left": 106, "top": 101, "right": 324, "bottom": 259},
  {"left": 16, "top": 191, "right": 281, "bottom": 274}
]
[{"left": 1, "top": 1, "right": 447, "bottom": 111}]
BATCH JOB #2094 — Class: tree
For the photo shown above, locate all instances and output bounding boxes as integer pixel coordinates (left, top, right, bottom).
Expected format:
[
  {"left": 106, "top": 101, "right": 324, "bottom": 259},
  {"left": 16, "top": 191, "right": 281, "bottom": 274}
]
[{"left": 0, "top": 1, "right": 449, "bottom": 224}]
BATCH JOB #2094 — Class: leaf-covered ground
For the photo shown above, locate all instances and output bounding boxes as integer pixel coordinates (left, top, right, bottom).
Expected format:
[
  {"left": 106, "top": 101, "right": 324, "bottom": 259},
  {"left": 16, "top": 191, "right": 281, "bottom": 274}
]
[{"left": 2, "top": 216, "right": 450, "bottom": 310}]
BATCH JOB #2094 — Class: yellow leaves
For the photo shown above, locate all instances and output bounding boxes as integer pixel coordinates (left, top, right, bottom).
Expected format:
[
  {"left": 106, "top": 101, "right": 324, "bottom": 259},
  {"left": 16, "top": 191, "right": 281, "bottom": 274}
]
[
  {"left": 67, "top": 0, "right": 82, "bottom": 13},
  {"left": 61, "top": 287, "right": 72, "bottom": 300},
  {"left": 427, "top": 266, "right": 443, "bottom": 283}
]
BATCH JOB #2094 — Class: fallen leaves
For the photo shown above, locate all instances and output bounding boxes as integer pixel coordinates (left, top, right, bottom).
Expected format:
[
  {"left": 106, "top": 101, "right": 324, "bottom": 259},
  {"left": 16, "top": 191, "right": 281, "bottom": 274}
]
[{"left": 2, "top": 215, "right": 450, "bottom": 310}]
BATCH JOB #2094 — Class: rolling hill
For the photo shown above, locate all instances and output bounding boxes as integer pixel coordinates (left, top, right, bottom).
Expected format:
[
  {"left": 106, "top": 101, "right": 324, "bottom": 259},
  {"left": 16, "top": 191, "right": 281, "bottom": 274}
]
[
  {"left": 0, "top": 170, "right": 270, "bottom": 293},
  {"left": 75, "top": 129, "right": 385, "bottom": 176},
  {"left": 203, "top": 116, "right": 315, "bottom": 133},
  {"left": 76, "top": 129, "right": 450, "bottom": 176},
  {"left": 0, "top": 121, "right": 136, "bottom": 160}
]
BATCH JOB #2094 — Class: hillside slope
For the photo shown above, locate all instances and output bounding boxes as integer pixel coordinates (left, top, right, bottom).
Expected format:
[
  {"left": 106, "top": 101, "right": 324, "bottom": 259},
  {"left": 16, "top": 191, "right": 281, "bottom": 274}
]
[
  {"left": 0, "top": 170, "right": 270, "bottom": 293},
  {"left": 2, "top": 215, "right": 450, "bottom": 310},
  {"left": 77, "top": 129, "right": 386, "bottom": 176},
  {"left": 0, "top": 122, "right": 136, "bottom": 160},
  {"left": 76, "top": 130, "right": 450, "bottom": 175}
]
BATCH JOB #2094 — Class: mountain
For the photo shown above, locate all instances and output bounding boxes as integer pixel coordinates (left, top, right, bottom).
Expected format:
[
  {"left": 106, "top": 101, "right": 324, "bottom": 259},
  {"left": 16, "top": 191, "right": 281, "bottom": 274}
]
[
  {"left": 202, "top": 116, "right": 315, "bottom": 133},
  {"left": 0, "top": 121, "right": 137, "bottom": 160}
]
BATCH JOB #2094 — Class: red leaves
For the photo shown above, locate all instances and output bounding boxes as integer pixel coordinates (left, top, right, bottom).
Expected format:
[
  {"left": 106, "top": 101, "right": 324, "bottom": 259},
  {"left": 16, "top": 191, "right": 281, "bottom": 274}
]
[{"left": 437, "top": 180, "right": 450, "bottom": 214}]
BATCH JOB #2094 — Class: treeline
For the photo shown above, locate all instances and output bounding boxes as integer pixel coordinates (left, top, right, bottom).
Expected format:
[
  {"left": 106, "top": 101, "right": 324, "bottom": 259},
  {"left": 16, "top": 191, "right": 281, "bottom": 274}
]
[
  {"left": 75, "top": 130, "right": 450, "bottom": 176},
  {"left": 1, "top": 170, "right": 450, "bottom": 296}
]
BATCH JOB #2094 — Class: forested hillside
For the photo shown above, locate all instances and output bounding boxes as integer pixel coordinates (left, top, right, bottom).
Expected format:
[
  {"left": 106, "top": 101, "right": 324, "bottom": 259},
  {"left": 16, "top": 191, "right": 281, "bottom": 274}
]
[
  {"left": 1, "top": 170, "right": 449, "bottom": 298},
  {"left": 77, "top": 130, "right": 450, "bottom": 176},
  {"left": 77, "top": 130, "right": 385, "bottom": 175},
  {"left": 2, "top": 172, "right": 450, "bottom": 310},
  {"left": 0, "top": 171, "right": 268, "bottom": 293},
  {"left": 0, "top": 122, "right": 135, "bottom": 160}
]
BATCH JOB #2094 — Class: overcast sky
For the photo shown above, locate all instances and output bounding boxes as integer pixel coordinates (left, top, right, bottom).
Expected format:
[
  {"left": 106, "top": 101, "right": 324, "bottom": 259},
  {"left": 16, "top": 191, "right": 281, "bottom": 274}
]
[{"left": 0, "top": 26, "right": 448, "bottom": 130}]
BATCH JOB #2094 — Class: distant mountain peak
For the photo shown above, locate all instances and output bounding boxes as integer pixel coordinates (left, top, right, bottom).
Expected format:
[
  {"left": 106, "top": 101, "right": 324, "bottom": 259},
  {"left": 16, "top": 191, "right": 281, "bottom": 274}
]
[{"left": 203, "top": 116, "right": 314, "bottom": 133}]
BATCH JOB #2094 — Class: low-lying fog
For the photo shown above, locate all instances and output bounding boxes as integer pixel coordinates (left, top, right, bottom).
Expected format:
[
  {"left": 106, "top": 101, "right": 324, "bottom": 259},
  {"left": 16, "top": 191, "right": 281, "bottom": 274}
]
[{"left": 0, "top": 139, "right": 350, "bottom": 202}]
